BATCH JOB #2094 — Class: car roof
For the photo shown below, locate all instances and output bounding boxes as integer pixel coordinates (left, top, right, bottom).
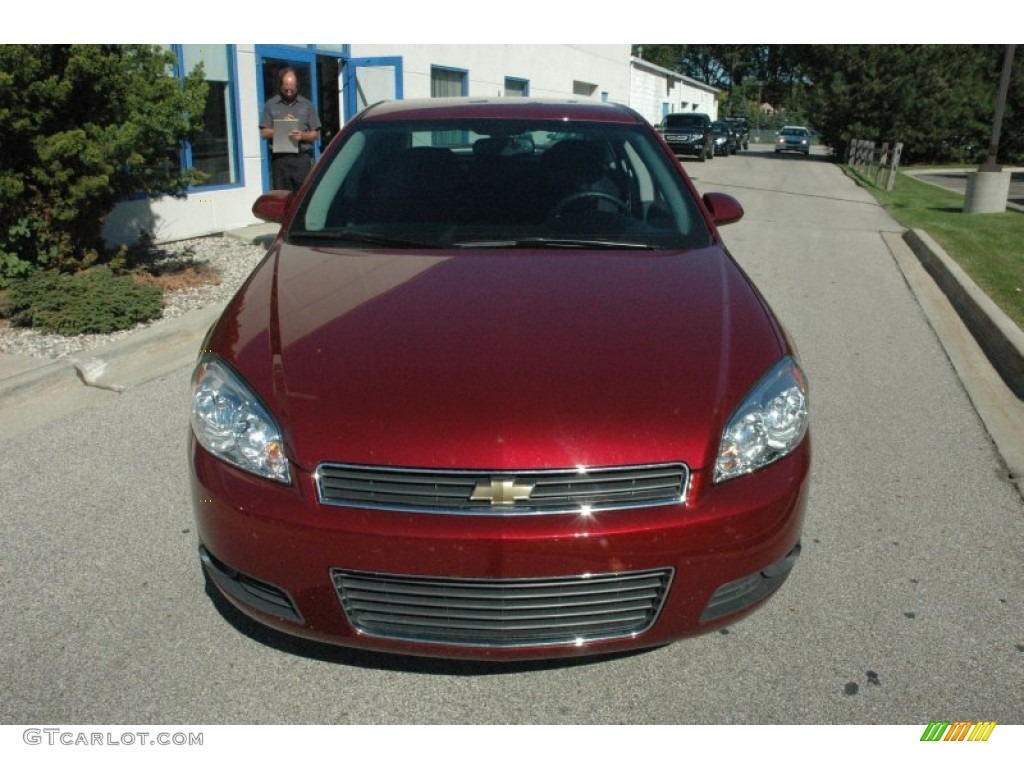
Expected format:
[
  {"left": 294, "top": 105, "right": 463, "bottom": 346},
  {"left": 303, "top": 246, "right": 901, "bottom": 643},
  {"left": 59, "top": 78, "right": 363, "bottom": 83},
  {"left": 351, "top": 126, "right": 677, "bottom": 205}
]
[{"left": 356, "top": 97, "right": 646, "bottom": 125}]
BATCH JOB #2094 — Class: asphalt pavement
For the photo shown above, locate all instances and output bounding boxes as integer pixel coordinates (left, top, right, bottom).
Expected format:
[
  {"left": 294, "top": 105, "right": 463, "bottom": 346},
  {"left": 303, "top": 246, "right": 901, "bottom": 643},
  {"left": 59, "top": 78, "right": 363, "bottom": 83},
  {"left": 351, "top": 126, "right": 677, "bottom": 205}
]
[
  {"left": 1, "top": 146, "right": 1022, "bottom": 729},
  {"left": 909, "top": 167, "right": 1024, "bottom": 210}
]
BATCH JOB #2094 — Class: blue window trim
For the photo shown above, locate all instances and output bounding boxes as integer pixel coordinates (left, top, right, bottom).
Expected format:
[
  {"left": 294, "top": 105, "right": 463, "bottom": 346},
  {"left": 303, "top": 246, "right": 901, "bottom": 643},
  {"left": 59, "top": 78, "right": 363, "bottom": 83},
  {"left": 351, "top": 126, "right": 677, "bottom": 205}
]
[
  {"left": 431, "top": 65, "right": 469, "bottom": 96},
  {"left": 343, "top": 56, "right": 404, "bottom": 120},
  {"left": 172, "top": 44, "right": 245, "bottom": 192},
  {"left": 255, "top": 45, "right": 337, "bottom": 192}
]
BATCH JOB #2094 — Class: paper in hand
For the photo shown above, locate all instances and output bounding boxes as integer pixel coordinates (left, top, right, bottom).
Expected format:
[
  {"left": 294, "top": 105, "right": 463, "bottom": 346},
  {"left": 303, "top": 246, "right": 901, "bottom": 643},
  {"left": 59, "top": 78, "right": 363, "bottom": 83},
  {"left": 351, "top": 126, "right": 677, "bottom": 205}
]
[{"left": 273, "top": 118, "right": 300, "bottom": 153}]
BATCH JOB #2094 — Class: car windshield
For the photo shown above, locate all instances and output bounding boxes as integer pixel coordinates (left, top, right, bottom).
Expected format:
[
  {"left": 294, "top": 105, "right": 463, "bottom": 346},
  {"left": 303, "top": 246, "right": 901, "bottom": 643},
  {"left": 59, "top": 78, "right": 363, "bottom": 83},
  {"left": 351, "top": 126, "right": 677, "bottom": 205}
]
[
  {"left": 780, "top": 127, "right": 807, "bottom": 136},
  {"left": 291, "top": 118, "right": 711, "bottom": 250},
  {"left": 662, "top": 115, "right": 705, "bottom": 129}
]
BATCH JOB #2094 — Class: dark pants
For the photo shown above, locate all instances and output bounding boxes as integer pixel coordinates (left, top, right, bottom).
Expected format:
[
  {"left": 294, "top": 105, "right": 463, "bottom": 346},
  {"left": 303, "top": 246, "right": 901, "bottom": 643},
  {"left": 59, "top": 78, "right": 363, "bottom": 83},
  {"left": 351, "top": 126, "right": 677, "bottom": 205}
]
[{"left": 271, "top": 153, "right": 313, "bottom": 191}]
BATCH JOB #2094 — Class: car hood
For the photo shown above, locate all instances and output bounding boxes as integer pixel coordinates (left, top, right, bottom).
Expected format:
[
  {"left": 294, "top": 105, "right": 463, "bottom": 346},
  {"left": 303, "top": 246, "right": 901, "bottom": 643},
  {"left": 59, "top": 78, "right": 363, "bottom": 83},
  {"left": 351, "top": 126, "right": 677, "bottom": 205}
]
[{"left": 210, "top": 242, "right": 785, "bottom": 472}]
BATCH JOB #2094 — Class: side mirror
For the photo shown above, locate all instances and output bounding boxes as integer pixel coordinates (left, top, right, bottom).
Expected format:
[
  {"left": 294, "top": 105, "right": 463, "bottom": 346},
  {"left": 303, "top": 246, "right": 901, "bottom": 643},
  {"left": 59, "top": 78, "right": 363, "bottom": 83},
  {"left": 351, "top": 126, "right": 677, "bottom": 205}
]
[
  {"left": 703, "top": 192, "right": 744, "bottom": 226},
  {"left": 251, "top": 191, "right": 294, "bottom": 224}
]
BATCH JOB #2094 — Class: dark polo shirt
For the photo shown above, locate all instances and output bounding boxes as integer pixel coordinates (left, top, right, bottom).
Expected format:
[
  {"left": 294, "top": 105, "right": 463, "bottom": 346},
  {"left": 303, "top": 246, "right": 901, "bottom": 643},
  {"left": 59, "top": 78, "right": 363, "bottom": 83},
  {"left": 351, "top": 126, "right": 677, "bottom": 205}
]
[{"left": 260, "top": 94, "right": 322, "bottom": 155}]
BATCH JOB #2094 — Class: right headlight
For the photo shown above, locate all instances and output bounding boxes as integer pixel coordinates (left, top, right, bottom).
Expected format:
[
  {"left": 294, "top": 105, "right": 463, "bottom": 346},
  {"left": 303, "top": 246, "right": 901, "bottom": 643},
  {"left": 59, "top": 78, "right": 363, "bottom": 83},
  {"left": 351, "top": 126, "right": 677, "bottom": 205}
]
[
  {"left": 191, "top": 357, "right": 291, "bottom": 484},
  {"left": 714, "top": 356, "right": 809, "bottom": 483}
]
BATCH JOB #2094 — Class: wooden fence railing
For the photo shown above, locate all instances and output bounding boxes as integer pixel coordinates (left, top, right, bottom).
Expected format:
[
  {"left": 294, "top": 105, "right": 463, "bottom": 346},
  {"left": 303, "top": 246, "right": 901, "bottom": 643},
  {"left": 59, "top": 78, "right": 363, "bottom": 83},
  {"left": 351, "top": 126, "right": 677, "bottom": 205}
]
[{"left": 848, "top": 139, "right": 903, "bottom": 190}]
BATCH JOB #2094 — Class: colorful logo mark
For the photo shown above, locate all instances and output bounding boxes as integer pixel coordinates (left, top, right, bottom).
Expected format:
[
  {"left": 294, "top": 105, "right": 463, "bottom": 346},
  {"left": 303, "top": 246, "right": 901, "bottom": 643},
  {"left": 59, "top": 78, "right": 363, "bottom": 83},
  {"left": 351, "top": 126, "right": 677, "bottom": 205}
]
[{"left": 920, "top": 721, "right": 997, "bottom": 742}]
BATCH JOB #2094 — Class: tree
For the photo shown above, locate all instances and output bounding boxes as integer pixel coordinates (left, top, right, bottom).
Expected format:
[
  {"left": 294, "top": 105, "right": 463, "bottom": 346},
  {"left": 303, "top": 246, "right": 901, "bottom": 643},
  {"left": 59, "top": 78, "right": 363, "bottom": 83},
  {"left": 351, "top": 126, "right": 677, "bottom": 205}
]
[
  {"left": 634, "top": 44, "right": 1022, "bottom": 165},
  {"left": 633, "top": 44, "right": 812, "bottom": 119},
  {"left": 0, "top": 45, "right": 208, "bottom": 285},
  {"left": 798, "top": 45, "right": 1005, "bottom": 163}
]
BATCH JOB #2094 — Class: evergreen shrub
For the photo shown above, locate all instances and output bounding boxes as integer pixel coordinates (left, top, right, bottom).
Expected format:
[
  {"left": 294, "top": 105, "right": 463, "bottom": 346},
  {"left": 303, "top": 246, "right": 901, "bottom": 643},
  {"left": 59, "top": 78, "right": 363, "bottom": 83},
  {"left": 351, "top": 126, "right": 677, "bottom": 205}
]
[{"left": 5, "top": 267, "right": 163, "bottom": 335}]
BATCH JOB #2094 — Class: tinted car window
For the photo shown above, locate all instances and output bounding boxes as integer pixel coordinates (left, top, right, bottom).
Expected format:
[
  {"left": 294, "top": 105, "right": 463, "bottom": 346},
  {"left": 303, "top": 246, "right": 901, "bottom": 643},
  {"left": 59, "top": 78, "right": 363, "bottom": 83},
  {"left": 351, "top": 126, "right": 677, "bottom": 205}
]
[
  {"left": 662, "top": 114, "right": 708, "bottom": 129},
  {"left": 294, "top": 119, "right": 712, "bottom": 250}
]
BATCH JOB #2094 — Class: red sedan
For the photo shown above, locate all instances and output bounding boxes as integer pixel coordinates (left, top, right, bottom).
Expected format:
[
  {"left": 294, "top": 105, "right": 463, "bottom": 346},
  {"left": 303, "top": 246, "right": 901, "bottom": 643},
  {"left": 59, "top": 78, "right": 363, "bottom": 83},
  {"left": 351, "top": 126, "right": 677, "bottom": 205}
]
[{"left": 190, "top": 98, "right": 810, "bottom": 661}]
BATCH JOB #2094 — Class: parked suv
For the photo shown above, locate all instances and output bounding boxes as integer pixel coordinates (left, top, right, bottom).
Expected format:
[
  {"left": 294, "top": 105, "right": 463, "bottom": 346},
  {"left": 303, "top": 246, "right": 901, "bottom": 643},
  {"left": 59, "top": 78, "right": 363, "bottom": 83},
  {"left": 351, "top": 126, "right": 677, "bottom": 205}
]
[{"left": 658, "top": 112, "right": 713, "bottom": 161}]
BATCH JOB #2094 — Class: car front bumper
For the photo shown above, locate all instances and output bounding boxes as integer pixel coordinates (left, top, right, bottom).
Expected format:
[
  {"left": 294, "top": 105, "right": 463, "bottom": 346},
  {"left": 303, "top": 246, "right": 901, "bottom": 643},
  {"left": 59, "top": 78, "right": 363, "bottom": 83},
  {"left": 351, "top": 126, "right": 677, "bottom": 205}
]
[
  {"left": 191, "top": 437, "right": 810, "bottom": 661},
  {"left": 662, "top": 135, "right": 707, "bottom": 157}
]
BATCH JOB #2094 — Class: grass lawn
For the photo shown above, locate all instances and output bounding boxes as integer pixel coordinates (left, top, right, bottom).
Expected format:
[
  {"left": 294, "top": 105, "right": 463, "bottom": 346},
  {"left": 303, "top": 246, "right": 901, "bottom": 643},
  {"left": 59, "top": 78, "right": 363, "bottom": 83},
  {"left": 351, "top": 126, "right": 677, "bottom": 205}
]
[{"left": 848, "top": 168, "right": 1024, "bottom": 329}]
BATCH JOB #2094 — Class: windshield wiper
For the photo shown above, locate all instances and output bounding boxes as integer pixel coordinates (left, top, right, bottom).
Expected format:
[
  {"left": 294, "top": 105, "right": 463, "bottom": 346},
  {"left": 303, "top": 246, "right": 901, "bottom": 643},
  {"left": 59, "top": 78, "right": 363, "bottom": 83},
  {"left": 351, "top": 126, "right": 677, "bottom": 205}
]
[
  {"left": 453, "top": 238, "right": 656, "bottom": 250},
  {"left": 288, "top": 230, "right": 442, "bottom": 248}
]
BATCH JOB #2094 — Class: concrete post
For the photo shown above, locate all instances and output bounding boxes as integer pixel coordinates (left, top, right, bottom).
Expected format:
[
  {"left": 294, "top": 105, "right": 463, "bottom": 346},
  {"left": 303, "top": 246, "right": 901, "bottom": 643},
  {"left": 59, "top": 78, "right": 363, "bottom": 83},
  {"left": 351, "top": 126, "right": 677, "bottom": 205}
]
[{"left": 964, "top": 170, "right": 1011, "bottom": 214}]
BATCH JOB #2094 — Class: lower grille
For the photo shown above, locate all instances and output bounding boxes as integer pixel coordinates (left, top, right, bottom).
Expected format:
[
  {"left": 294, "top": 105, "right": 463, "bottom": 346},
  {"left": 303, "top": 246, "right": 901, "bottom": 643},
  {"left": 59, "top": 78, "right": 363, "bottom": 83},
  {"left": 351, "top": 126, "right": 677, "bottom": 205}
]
[
  {"left": 316, "top": 463, "right": 688, "bottom": 515},
  {"left": 331, "top": 568, "right": 674, "bottom": 647}
]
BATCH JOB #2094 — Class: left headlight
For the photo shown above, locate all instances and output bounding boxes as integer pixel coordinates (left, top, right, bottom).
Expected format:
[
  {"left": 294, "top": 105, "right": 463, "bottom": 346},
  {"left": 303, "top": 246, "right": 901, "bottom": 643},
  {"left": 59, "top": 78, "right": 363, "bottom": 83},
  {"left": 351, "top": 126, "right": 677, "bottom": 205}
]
[
  {"left": 714, "top": 356, "right": 809, "bottom": 483},
  {"left": 191, "top": 357, "right": 291, "bottom": 484}
]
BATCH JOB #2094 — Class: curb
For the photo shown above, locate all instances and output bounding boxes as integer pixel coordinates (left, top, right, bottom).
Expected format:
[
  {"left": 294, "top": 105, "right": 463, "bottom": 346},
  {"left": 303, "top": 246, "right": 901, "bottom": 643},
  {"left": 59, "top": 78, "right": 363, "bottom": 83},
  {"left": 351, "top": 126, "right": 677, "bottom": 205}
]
[
  {"left": 0, "top": 304, "right": 225, "bottom": 440},
  {"left": 70, "top": 304, "right": 225, "bottom": 391},
  {"left": 0, "top": 304, "right": 223, "bottom": 398},
  {"left": 886, "top": 231, "right": 1024, "bottom": 495},
  {"left": 903, "top": 228, "right": 1024, "bottom": 399}
]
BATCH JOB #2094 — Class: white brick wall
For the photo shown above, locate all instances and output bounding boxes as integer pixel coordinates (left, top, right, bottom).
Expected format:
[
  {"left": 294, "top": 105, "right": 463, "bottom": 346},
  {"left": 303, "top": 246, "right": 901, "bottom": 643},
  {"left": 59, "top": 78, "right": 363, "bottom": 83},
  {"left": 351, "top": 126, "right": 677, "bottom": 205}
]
[{"left": 629, "top": 57, "right": 720, "bottom": 126}]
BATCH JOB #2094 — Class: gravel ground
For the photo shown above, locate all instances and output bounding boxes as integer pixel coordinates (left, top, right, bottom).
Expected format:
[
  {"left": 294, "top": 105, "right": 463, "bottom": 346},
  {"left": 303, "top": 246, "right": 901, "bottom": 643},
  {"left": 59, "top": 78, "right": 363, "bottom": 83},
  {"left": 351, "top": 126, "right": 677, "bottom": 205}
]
[{"left": 0, "top": 235, "right": 269, "bottom": 360}]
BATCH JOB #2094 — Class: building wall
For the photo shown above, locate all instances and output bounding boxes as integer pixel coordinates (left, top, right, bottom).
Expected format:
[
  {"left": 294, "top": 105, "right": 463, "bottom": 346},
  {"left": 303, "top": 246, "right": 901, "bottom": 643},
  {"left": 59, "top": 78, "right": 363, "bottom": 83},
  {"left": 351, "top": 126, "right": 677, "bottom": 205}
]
[
  {"left": 103, "top": 45, "right": 266, "bottom": 247},
  {"left": 349, "top": 44, "right": 631, "bottom": 102},
  {"left": 629, "top": 57, "right": 720, "bottom": 127},
  {"left": 103, "top": 45, "right": 708, "bottom": 247}
]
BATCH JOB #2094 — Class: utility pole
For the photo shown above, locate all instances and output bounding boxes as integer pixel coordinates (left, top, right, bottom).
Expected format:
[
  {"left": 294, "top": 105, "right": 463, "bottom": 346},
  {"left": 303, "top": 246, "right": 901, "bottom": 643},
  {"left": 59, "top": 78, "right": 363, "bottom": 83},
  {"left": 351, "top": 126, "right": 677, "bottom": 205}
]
[
  {"left": 965, "top": 44, "right": 1016, "bottom": 213},
  {"left": 981, "top": 44, "right": 1016, "bottom": 172}
]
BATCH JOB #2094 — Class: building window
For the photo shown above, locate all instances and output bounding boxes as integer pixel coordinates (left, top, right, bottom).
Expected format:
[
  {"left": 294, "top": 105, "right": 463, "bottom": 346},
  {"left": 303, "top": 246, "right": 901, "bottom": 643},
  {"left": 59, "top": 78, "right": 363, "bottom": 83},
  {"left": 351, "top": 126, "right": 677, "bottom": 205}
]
[
  {"left": 504, "top": 77, "right": 529, "bottom": 97},
  {"left": 430, "top": 66, "right": 468, "bottom": 146},
  {"left": 431, "top": 66, "right": 468, "bottom": 97},
  {"left": 179, "top": 45, "right": 240, "bottom": 187},
  {"left": 572, "top": 80, "right": 597, "bottom": 97}
]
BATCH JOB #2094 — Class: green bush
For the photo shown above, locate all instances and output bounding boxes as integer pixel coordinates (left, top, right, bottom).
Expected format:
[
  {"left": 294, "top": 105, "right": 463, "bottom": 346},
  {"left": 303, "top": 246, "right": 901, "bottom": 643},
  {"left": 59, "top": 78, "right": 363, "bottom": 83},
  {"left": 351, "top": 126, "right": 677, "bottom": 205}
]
[
  {"left": 5, "top": 267, "right": 163, "bottom": 335},
  {"left": 0, "top": 45, "right": 208, "bottom": 278}
]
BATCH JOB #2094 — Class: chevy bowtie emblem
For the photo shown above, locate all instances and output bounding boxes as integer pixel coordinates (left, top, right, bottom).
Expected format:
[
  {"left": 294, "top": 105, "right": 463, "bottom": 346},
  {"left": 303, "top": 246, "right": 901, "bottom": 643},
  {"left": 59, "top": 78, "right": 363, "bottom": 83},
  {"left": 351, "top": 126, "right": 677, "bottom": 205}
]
[{"left": 470, "top": 477, "right": 535, "bottom": 506}]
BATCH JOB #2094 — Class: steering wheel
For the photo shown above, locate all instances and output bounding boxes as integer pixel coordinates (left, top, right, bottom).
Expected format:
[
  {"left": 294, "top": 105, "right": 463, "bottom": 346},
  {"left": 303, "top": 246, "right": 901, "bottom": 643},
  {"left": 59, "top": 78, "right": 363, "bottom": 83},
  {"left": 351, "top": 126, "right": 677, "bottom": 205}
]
[{"left": 550, "top": 190, "right": 628, "bottom": 217}]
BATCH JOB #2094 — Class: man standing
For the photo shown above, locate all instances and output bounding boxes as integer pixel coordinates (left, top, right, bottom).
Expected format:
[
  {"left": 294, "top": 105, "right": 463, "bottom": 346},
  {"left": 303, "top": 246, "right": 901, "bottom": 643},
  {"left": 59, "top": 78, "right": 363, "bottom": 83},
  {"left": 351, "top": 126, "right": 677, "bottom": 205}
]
[{"left": 260, "top": 68, "right": 321, "bottom": 191}]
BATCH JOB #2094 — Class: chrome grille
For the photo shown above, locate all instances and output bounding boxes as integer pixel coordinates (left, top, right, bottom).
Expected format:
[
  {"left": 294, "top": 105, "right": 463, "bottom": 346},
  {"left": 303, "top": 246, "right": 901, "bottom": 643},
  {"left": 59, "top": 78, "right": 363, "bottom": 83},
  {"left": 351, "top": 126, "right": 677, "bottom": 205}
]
[
  {"left": 331, "top": 568, "right": 674, "bottom": 647},
  {"left": 316, "top": 463, "right": 688, "bottom": 515}
]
